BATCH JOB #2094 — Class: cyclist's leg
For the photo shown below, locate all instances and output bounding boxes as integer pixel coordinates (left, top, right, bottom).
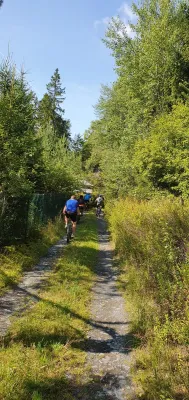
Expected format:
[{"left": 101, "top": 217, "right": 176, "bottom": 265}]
[
  {"left": 70, "top": 213, "right": 77, "bottom": 237},
  {"left": 65, "top": 213, "right": 69, "bottom": 228},
  {"left": 78, "top": 206, "right": 83, "bottom": 216},
  {"left": 72, "top": 222, "right": 77, "bottom": 235},
  {"left": 66, "top": 216, "right": 71, "bottom": 243}
]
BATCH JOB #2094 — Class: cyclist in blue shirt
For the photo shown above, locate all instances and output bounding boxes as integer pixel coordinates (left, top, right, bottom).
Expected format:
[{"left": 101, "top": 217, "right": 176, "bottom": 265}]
[
  {"left": 84, "top": 192, "right": 91, "bottom": 208},
  {"left": 63, "top": 195, "right": 80, "bottom": 237}
]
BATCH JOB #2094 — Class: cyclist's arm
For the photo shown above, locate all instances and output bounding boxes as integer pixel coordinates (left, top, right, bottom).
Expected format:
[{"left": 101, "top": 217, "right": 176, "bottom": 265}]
[{"left": 63, "top": 205, "right": 66, "bottom": 214}]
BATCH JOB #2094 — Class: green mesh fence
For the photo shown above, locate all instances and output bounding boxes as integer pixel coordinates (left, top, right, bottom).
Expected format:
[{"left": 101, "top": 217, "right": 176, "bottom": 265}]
[
  {"left": 0, "top": 195, "right": 29, "bottom": 245},
  {"left": 0, "top": 193, "right": 68, "bottom": 246}
]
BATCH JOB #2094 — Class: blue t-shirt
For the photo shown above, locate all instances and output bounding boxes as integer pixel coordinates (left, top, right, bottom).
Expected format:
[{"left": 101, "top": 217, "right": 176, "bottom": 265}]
[
  {"left": 66, "top": 199, "right": 79, "bottom": 213},
  {"left": 84, "top": 193, "right": 91, "bottom": 201}
]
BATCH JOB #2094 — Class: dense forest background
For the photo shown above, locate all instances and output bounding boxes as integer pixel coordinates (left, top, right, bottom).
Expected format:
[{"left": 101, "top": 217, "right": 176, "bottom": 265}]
[
  {"left": 0, "top": 56, "right": 83, "bottom": 243},
  {"left": 0, "top": 62, "right": 82, "bottom": 197},
  {"left": 84, "top": 0, "right": 189, "bottom": 201}
]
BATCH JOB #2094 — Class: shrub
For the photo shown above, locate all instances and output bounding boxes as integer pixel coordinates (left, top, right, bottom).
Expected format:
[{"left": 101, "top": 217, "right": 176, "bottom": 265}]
[{"left": 107, "top": 197, "right": 189, "bottom": 399}]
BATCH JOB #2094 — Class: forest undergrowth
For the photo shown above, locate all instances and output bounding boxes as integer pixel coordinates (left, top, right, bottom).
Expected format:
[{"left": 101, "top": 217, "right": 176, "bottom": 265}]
[{"left": 107, "top": 198, "right": 189, "bottom": 400}]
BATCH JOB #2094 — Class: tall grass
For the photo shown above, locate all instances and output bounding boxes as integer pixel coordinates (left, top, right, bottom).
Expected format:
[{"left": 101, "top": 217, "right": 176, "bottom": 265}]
[{"left": 107, "top": 197, "right": 189, "bottom": 400}]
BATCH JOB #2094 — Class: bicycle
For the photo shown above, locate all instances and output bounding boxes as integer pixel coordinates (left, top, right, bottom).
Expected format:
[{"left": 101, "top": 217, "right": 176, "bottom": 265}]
[
  {"left": 66, "top": 218, "right": 73, "bottom": 244},
  {"left": 84, "top": 201, "right": 89, "bottom": 211},
  {"left": 79, "top": 206, "right": 84, "bottom": 216},
  {"left": 96, "top": 205, "right": 102, "bottom": 218},
  {"left": 78, "top": 205, "right": 84, "bottom": 221}
]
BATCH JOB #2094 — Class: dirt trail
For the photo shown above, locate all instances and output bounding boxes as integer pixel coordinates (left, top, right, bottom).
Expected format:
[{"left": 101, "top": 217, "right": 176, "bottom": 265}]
[
  {"left": 0, "top": 218, "right": 135, "bottom": 399},
  {"left": 79, "top": 219, "right": 135, "bottom": 400},
  {"left": 0, "top": 236, "right": 67, "bottom": 336}
]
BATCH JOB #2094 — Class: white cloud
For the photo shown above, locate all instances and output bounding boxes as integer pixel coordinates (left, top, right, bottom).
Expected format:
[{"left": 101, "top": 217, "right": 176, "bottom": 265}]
[
  {"left": 125, "top": 24, "right": 135, "bottom": 38},
  {"left": 94, "top": 16, "right": 111, "bottom": 29},
  {"left": 119, "top": 3, "right": 135, "bottom": 21},
  {"left": 94, "top": 2, "right": 136, "bottom": 38},
  {"left": 118, "top": 23, "right": 134, "bottom": 38}
]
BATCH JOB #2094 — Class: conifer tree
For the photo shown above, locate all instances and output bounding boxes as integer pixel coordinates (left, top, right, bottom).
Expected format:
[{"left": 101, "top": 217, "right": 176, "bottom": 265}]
[{"left": 39, "top": 68, "right": 70, "bottom": 140}]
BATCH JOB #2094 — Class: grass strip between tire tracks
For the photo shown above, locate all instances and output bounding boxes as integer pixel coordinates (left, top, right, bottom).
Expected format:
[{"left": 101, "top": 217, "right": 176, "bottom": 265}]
[{"left": 0, "top": 213, "right": 98, "bottom": 400}]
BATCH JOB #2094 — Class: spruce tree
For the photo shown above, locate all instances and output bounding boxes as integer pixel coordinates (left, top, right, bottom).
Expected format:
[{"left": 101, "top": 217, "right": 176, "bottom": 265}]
[
  {"left": 38, "top": 69, "right": 70, "bottom": 140},
  {"left": 47, "top": 68, "right": 65, "bottom": 115}
]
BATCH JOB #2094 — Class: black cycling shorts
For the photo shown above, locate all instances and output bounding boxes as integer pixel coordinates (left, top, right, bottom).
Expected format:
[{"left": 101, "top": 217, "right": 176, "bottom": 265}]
[{"left": 65, "top": 212, "right": 77, "bottom": 222}]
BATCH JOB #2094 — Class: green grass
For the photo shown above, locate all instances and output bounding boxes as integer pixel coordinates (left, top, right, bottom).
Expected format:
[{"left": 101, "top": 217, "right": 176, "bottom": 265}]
[
  {"left": 0, "top": 218, "right": 66, "bottom": 295},
  {"left": 107, "top": 197, "right": 189, "bottom": 400},
  {"left": 0, "top": 214, "right": 99, "bottom": 400}
]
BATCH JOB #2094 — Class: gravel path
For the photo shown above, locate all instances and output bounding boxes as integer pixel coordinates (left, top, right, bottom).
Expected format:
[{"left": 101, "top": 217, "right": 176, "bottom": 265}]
[
  {"left": 0, "top": 218, "right": 135, "bottom": 399},
  {"left": 0, "top": 236, "right": 67, "bottom": 336},
  {"left": 82, "top": 218, "right": 135, "bottom": 400}
]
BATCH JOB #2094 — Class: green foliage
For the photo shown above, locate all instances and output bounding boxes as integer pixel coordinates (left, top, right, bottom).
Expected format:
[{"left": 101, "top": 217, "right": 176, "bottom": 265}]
[
  {"left": 133, "top": 343, "right": 189, "bottom": 400},
  {"left": 38, "top": 93, "right": 53, "bottom": 126},
  {"left": 133, "top": 104, "right": 189, "bottom": 197},
  {"left": 47, "top": 68, "right": 65, "bottom": 111},
  {"left": 71, "top": 134, "right": 84, "bottom": 154},
  {"left": 107, "top": 197, "right": 189, "bottom": 399},
  {"left": 38, "top": 69, "right": 71, "bottom": 141},
  {"left": 83, "top": 3, "right": 189, "bottom": 398},
  {"left": 0, "top": 57, "right": 83, "bottom": 245},
  {"left": 85, "top": 0, "right": 189, "bottom": 200},
  {"left": 39, "top": 125, "right": 82, "bottom": 193},
  {"left": 0, "top": 59, "right": 43, "bottom": 196},
  {"left": 71, "top": 134, "right": 91, "bottom": 170}
]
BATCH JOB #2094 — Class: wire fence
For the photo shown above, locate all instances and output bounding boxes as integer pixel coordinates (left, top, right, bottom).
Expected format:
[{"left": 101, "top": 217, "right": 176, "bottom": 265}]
[{"left": 0, "top": 192, "right": 68, "bottom": 246}]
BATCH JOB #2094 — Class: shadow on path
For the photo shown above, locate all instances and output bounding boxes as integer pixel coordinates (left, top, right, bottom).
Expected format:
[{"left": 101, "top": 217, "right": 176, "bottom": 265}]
[
  {"left": 0, "top": 217, "right": 138, "bottom": 399},
  {"left": 2, "top": 285, "right": 140, "bottom": 356},
  {"left": 25, "top": 372, "right": 133, "bottom": 400}
]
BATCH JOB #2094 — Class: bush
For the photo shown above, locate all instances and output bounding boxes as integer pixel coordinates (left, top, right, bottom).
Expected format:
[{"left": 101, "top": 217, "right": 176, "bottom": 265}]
[
  {"left": 107, "top": 197, "right": 189, "bottom": 399},
  {"left": 133, "top": 104, "right": 189, "bottom": 198}
]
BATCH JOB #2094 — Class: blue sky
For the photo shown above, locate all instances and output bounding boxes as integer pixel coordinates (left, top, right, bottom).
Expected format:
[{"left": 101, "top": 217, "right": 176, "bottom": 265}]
[{"left": 0, "top": 0, "right": 135, "bottom": 136}]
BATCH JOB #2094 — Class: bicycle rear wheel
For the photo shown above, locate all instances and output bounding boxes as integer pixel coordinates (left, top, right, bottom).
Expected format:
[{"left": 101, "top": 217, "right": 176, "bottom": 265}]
[
  {"left": 96, "top": 207, "right": 101, "bottom": 217},
  {"left": 66, "top": 230, "right": 70, "bottom": 244},
  {"left": 66, "top": 223, "right": 72, "bottom": 244}
]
